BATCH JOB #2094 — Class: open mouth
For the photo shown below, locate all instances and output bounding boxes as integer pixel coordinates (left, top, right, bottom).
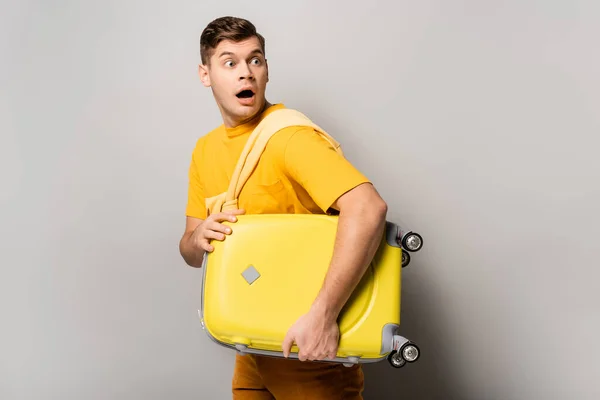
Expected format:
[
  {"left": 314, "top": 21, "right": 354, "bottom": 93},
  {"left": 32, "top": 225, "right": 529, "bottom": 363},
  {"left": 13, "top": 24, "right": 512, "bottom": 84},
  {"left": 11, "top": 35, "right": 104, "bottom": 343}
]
[{"left": 236, "top": 89, "right": 255, "bottom": 99}]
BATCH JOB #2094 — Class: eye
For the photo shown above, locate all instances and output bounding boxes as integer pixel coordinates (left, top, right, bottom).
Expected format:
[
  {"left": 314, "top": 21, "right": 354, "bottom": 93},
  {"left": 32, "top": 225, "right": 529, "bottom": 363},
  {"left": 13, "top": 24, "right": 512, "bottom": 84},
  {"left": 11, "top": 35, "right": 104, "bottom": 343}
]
[
  {"left": 224, "top": 60, "right": 235, "bottom": 67},
  {"left": 250, "top": 58, "right": 261, "bottom": 65}
]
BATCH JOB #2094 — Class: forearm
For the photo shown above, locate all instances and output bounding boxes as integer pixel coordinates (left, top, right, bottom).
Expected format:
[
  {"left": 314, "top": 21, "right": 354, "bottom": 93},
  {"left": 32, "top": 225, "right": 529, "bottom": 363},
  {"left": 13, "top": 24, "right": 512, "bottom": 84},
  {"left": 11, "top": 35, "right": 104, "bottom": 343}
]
[
  {"left": 311, "top": 198, "right": 387, "bottom": 321},
  {"left": 179, "top": 229, "right": 206, "bottom": 268}
]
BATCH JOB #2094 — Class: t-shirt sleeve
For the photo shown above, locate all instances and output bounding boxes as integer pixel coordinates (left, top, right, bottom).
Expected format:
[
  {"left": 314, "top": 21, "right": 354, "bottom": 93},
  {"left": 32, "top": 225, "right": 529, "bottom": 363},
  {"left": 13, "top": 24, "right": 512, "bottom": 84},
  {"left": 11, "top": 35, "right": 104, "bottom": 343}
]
[
  {"left": 185, "top": 144, "right": 207, "bottom": 220},
  {"left": 283, "top": 127, "right": 371, "bottom": 212}
]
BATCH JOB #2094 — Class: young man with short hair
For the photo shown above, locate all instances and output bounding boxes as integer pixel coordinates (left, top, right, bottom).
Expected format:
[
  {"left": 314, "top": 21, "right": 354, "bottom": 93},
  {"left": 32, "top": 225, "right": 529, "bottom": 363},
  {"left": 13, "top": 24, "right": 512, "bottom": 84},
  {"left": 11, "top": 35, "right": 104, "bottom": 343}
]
[{"left": 179, "top": 16, "right": 388, "bottom": 399}]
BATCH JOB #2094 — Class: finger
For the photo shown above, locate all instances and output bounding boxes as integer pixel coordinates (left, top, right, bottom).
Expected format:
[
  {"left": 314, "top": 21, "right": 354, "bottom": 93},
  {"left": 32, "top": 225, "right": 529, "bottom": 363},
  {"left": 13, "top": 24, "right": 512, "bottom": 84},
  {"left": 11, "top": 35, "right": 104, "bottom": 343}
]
[
  {"left": 303, "top": 347, "right": 316, "bottom": 361},
  {"left": 225, "top": 208, "right": 246, "bottom": 215},
  {"left": 309, "top": 348, "right": 321, "bottom": 361},
  {"left": 203, "top": 229, "right": 227, "bottom": 241},
  {"left": 206, "top": 221, "right": 233, "bottom": 236},
  {"left": 282, "top": 330, "right": 294, "bottom": 358},
  {"left": 198, "top": 239, "right": 214, "bottom": 253},
  {"left": 211, "top": 210, "right": 245, "bottom": 223},
  {"left": 298, "top": 351, "right": 307, "bottom": 362}
]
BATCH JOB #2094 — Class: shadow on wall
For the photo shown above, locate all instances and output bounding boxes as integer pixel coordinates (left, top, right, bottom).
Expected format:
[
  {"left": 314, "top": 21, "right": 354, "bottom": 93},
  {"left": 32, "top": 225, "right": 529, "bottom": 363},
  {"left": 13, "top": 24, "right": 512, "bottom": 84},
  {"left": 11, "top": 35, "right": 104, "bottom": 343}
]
[{"left": 362, "top": 264, "right": 461, "bottom": 400}]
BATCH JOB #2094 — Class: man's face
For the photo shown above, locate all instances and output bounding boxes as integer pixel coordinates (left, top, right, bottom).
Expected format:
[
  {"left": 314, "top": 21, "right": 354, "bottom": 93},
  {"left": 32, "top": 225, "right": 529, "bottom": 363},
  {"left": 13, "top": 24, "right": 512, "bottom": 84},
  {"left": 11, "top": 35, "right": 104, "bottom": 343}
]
[{"left": 199, "top": 37, "right": 269, "bottom": 127}]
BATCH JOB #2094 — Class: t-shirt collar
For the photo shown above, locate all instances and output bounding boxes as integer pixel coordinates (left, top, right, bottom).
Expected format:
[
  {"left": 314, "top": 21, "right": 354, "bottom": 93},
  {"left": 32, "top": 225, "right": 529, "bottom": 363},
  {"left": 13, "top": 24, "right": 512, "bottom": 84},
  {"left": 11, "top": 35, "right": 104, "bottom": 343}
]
[{"left": 224, "top": 103, "right": 286, "bottom": 138}]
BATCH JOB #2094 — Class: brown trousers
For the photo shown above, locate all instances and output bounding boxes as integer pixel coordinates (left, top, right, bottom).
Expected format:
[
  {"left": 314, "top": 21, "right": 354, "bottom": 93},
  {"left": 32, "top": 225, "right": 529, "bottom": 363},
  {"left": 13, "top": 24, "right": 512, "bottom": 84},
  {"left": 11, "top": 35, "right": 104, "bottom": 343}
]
[{"left": 231, "top": 353, "right": 364, "bottom": 399}]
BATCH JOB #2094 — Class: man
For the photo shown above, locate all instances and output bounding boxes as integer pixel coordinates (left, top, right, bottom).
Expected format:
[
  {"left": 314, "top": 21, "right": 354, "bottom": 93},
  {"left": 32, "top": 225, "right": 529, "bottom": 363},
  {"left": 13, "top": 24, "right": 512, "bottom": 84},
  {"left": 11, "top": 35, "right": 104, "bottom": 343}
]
[{"left": 179, "top": 16, "right": 388, "bottom": 399}]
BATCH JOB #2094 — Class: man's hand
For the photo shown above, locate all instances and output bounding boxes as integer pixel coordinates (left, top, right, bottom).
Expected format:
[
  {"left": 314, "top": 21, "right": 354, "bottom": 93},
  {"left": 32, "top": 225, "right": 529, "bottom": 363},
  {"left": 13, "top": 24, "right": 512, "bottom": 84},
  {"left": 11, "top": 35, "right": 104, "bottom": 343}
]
[
  {"left": 192, "top": 209, "right": 246, "bottom": 253},
  {"left": 282, "top": 303, "right": 340, "bottom": 361},
  {"left": 179, "top": 209, "right": 246, "bottom": 267}
]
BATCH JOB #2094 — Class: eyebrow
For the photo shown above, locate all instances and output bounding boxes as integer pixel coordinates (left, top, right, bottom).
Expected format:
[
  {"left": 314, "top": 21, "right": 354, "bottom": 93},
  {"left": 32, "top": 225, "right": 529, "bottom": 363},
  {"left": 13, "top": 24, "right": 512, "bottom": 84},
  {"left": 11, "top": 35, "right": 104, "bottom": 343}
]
[{"left": 218, "top": 49, "right": 264, "bottom": 58}]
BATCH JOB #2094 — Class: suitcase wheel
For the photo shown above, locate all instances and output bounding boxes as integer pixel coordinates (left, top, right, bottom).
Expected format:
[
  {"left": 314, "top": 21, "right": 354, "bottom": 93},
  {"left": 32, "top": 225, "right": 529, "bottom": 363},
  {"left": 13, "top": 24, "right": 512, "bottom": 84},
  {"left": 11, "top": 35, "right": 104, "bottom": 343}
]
[
  {"left": 402, "top": 232, "right": 423, "bottom": 252},
  {"left": 388, "top": 342, "right": 420, "bottom": 368},
  {"left": 401, "top": 251, "right": 411, "bottom": 268},
  {"left": 387, "top": 350, "right": 406, "bottom": 368},
  {"left": 401, "top": 343, "right": 420, "bottom": 363}
]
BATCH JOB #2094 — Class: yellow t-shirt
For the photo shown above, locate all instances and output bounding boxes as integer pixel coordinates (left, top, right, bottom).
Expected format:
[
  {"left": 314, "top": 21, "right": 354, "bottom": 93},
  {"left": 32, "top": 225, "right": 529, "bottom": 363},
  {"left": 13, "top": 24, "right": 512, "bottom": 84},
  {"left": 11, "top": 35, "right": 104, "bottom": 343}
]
[{"left": 186, "top": 103, "right": 370, "bottom": 219}]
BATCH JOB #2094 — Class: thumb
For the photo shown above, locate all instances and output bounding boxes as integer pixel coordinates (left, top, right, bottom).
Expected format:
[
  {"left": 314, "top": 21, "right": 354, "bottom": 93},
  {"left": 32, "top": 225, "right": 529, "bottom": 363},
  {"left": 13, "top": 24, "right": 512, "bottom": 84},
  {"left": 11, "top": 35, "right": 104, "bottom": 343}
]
[{"left": 282, "top": 329, "right": 295, "bottom": 358}]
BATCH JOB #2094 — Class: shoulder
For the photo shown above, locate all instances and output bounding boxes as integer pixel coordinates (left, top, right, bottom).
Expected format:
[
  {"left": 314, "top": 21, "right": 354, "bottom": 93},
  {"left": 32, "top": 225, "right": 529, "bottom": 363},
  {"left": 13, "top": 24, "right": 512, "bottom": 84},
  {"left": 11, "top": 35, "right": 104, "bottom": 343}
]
[
  {"left": 269, "top": 125, "right": 339, "bottom": 153},
  {"left": 263, "top": 126, "right": 329, "bottom": 166},
  {"left": 190, "top": 125, "right": 224, "bottom": 158},
  {"left": 268, "top": 125, "right": 310, "bottom": 146}
]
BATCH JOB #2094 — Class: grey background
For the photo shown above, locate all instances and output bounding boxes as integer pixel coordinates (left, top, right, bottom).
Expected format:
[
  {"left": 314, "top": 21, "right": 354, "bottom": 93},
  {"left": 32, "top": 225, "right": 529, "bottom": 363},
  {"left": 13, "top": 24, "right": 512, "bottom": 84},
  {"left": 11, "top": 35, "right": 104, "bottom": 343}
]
[{"left": 1, "top": 0, "right": 599, "bottom": 399}]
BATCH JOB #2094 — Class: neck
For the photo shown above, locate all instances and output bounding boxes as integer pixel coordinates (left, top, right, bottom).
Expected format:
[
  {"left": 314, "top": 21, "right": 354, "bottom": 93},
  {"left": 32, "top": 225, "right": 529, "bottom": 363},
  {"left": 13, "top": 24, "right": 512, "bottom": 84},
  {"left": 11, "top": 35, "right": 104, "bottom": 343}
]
[{"left": 222, "top": 100, "right": 272, "bottom": 128}]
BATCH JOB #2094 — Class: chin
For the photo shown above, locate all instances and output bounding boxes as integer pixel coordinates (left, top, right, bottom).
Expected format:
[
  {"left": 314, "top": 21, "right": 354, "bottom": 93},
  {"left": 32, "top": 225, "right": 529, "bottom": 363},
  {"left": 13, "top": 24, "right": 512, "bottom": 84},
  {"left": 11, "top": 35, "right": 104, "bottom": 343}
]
[
  {"left": 234, "top": 106, "right": 256, "bottom": 118},
  {"left": 236, "top": 100, "right": 264, "bottom": 116}
]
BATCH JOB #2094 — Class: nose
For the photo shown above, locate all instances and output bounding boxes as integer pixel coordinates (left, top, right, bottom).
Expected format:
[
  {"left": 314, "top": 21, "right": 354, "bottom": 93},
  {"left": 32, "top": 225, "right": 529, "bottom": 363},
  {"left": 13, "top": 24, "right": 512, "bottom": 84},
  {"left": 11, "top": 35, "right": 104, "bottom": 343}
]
[{"left": 238, "top": 63, "right": 254, "bottom": 80}]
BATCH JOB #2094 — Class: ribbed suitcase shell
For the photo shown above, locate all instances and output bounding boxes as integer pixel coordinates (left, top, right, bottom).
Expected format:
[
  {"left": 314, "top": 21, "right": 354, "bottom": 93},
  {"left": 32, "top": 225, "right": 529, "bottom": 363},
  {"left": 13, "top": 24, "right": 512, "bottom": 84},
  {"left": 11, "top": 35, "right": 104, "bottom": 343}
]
[{"left": 199, "top": 213, "right": 403, "bottom": 364}]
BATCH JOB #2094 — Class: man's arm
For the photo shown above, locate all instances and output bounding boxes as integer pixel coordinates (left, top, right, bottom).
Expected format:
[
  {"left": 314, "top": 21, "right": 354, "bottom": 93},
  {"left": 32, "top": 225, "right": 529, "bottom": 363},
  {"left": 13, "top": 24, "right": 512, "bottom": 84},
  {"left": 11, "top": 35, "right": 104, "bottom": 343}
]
[
  {"left": 310, "top": 182, "right": 388, "bottom": 321},
  {"left": 179, "top": 216, "right": 205, "bottom": 268},
  {"left": 282, "top": 181, "right": 388, "bottom": 360},
  {"left": 279, "top": 128, "right": 388, "bottom": 317},
  {"left": 278, "top": 127, "right": 389, "bottom": 360}
]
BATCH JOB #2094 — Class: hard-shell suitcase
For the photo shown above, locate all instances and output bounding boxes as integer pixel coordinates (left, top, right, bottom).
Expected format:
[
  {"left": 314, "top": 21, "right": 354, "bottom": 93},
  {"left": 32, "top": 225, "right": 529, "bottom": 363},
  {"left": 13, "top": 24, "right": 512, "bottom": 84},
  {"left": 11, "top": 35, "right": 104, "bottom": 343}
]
[
  {"left": 198, "top": 213, "right": 422, "bottom": 368},
  {"left": 195, "top": 108, "right": 423, "bottom": 368}
]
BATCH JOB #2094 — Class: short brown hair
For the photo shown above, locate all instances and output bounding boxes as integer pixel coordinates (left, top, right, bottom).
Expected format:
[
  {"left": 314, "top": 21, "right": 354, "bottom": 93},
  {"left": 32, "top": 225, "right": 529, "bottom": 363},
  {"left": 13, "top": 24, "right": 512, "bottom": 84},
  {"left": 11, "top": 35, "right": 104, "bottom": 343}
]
[{"left": 200, "top": 16, "right": 266, "bottom": 65}]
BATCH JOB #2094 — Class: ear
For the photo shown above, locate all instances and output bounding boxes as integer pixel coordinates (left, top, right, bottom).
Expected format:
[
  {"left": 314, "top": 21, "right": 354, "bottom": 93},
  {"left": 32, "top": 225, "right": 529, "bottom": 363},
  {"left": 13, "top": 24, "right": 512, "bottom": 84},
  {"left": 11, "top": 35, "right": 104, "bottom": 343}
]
[
  {"left": 265, "top": 59, "right": 269, "bottom": 83},
  {"left": 198, "top": 64, "right": 211, "bottom": 87}
]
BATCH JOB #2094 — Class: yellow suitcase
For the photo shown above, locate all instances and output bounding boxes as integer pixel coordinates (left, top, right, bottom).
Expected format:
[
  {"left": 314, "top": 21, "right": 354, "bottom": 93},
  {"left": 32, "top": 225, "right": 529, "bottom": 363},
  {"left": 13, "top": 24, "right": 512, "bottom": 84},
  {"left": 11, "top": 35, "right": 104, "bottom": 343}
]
[
  {"left": 195, "top": 108, "right": 423, "bottom": 368},
  {"left": 199, "top": 213, "right": 422, "bottom": 368}
]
